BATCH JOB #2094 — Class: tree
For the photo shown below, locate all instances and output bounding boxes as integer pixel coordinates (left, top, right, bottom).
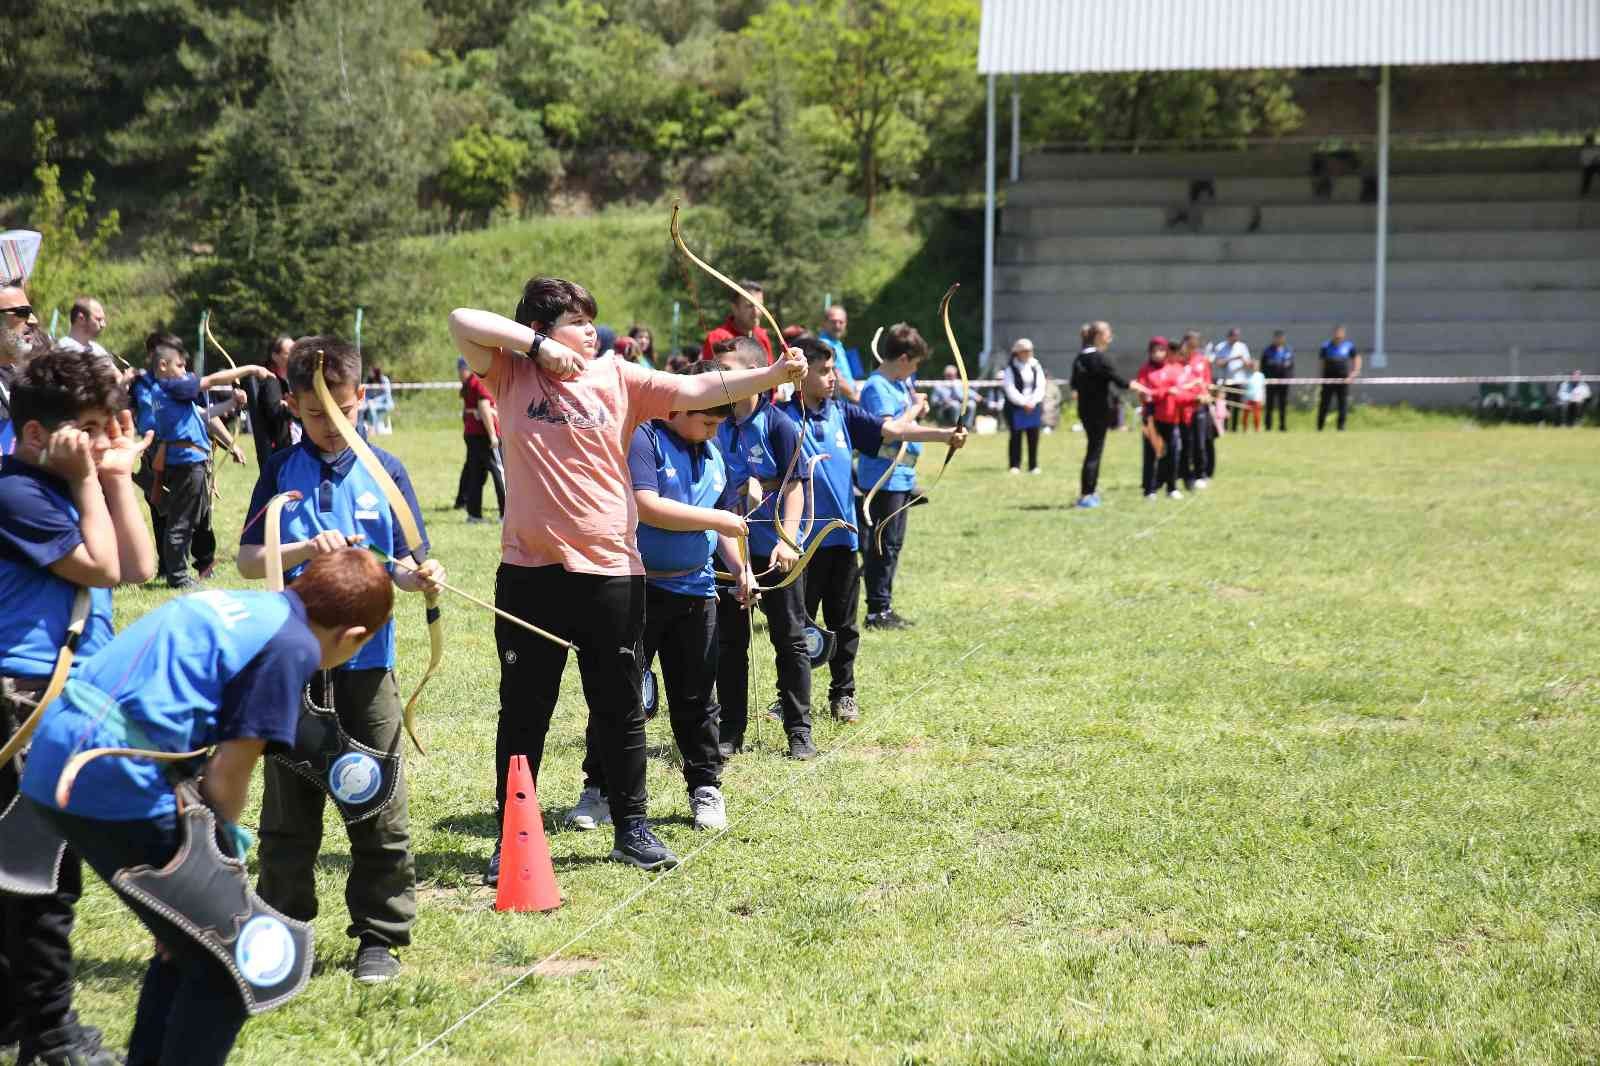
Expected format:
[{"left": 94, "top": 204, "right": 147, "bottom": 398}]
[
  {"left": 438, "top": 126, "right": 531, "bottom": 225},
  {"left": 180, "top": 0, "right": 438, "bottom": 363},
  {"left": 23, "top": 121, "right": 121, "bottom": 326},
  {"left": 748, "top": 0, "right": 979, "bottom": 214}
]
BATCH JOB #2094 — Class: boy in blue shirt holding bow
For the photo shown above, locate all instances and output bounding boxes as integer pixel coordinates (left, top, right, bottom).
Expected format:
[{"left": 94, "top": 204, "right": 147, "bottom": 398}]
[{"left": 237, "top": 337, "right": 441, "bottom": 984}]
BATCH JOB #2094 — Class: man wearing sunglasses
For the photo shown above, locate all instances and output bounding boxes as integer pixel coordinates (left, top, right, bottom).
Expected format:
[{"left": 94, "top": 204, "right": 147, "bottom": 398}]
[{"left": 0, "top": 278, "right": 44, "bottom": 457}]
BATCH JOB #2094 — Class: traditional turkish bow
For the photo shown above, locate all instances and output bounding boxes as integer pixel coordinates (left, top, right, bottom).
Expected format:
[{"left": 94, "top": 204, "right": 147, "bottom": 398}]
[
  {"left": 0, "top": 589, "right": 91, "bottom": 769},
  {"left": 313, "top": 352, "right": 443, "bottom": 755},
  {"left": 202, "top": 310, "right": 240, "bottom": 371},
  {"left": 873, "top": 284, "right": 968, "bottom": 554},
  {"left": 670, "top": 201, "right": 806, "bottom": 553}
]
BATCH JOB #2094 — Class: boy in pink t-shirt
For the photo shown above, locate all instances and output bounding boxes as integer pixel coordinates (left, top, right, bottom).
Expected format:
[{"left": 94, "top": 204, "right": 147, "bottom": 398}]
[{"left": 448, "top": 277, "right": 803, "bottom": 878}]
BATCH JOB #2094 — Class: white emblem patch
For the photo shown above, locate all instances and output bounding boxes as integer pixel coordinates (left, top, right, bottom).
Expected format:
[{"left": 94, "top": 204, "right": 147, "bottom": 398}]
[
  {"left": 328, "top": 752, "right": 383, "bottom": 805},
  {"left": 356, "top": 491, "right": 380, "bottom": 511},
  {"left": 504, "top": 649, "right": 518, "bottom": 665},
  {"left": 235, "top": 916, "right": 297, "bottom": 988},
  {"left": 803, "top": 626, "right": 826, "bottom": 659}
]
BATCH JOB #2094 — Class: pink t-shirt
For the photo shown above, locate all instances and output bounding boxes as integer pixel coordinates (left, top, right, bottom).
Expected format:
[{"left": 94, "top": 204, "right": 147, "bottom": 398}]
[{"left": 486, "top": 349, "right": 679, "bottom": 575}]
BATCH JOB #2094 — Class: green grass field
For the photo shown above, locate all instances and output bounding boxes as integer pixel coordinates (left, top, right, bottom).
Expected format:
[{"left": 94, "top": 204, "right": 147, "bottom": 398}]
[{"left": 26, "top": 418, "right": 1600, "bottom": 1065}]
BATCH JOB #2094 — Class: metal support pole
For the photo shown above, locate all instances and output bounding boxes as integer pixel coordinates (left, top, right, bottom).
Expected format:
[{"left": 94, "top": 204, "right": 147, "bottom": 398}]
[
  {"left": 1009, "top": 76, "right": 1021, "bottom": 183},
  {"left": 984, "top": 73, "right": 996, "bottom": 366},
  {"left": 1373, "top": 65, "right": 1390, "bottom": 369}
]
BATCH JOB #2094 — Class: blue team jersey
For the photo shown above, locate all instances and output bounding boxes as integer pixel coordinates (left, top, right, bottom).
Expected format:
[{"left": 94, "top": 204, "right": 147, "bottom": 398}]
[
  {"left": 0, "top": 456, "right": 115, "bottom": 677},
  {"left": 855, "top": 373, "right": 921, "bottom": 494},
  {"left": 1320, "top": 339, "right": 1356, "bottom": 364},
  {"left": 716, "top": 398, "right": 801, "bottom": 560},
  {"left": 152, "top": 373, "right": 210, "bottom": 464},
  {"left": 778, "top": 397, "right": 884, "bottom": 552},
  {"left": 0, "top": 418, "right": 13, "bottom": 457},
  {"left": 129, "top": 372, "right": 159, "bottom": 436},
  {"left": 1261, "top": 344, "right": 1294, "bottom": 371},
  {"left": 628, "top": 423, "right": 731, "bottom": 598},
  {"left": 21, "top": 588, "right": 318, "bottom": 821},
  {"left": 240, "top": 436, "right": 427, "bottom": 672}
]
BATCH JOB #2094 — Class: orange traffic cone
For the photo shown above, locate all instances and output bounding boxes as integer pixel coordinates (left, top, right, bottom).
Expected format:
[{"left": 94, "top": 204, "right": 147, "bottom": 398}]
[{"left": 495, "top": 754, "right": 562, "bottom": 912}]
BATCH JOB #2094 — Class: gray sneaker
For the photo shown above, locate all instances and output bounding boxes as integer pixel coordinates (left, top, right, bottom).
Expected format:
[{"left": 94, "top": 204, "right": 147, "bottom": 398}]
[
  {"left": 563, "top": 786, "right": 612, "bottom": 831},
  {"left": 830, "top": 695, "right": 860, "bottom": 723},
  {"left": 689, "top": 785, "right": 727, "bottom": 831}
]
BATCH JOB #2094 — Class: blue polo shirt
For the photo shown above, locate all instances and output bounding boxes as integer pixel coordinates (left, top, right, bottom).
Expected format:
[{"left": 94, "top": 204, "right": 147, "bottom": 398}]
[
  {"left": 1261, "top": 343, "right": 1294, "bottom": 375},
  {"left": 715, "top": 397, "right": 801, "bottom": 560},
  {"left": 628, "top": 423, "right": 736, "bottom": 598},
  {"left": 818, "top": 331, "right": 859, "bottom": 393},
  {"left": 240, "top": 436, "right": 427, "bottom": 672},
  {"left": 152, "top": 373, "right": 210, "bottom": 465},
  {"left": 0, "top": 456, "right": 115, "bottom": 678},
  {"left": 128, "top": 371, "right": 159, "bottom": 436},
  {"left": 21, "top": 588, "right": 317, "bottom": 821},
  {"left": 855, "top": 372, "right": 921, "bottom": 494},
  {"left": 1320, "top": 339, "right": 1356, "bottom": 367},
  {"left": 779, "top": 397, "right": 883, "bottom": 552}
]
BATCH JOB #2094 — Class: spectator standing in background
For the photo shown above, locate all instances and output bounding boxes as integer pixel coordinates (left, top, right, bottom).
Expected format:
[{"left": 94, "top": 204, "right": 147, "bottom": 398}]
[
  {"left": 361, "top": 363, "right": 394, "bottom": 434},
  {"left": 457, "top": 355, "right": 505, "bottom": 524},
  {"left": 701, "top": 282, "right": 773, "bottom": 363},
  {"left": 249, "top": 335, "right": 299, "bottom": 470},
  {"left": 818, "top": 303, "right": 861, "bottom": 403},
  {"left": 1242, "top": 361, "right": 1266, "bottom": 431},
  {"left": 1557, "top": 370, "right": 1592, "bottom": 426},
  {"left": 1317, "top": 325, "right": 1361, "bottom": 431},
  {"left": 1210, "top": 327, "right": 1250, "bottom": 432},
  {"left": 930, "top": 365, "right": 964, "bottom": 425},
  {"left": 1260, "top": 329, "right": 1293, "bottom": 431},
  {"left": 1002, "top": 338, "right": 1046, "bottom": 475},
  {"left": 627, "top": 324, "right": 657, "bottom": 368},
  {"left": 55, "top": 297, "right": 114, "bottom": 363},
  {"left": 1069, "top": 320, "right": 1127, "bottom": 508}
]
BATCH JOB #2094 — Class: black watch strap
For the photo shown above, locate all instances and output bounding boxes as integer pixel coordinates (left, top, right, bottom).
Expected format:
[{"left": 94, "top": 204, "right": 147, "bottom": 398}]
[{"left": 526, "top": 332, "right": 548, "bottom": 359}]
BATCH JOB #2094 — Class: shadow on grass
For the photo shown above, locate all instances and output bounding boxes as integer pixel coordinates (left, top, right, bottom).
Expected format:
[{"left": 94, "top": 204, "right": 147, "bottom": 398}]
[{"left": 432, "top": 812, "right": 498, "bottom": 838}]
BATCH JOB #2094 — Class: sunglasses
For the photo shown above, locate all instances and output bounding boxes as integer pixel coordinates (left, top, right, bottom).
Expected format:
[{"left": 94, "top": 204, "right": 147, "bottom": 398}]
[{"left": 0, "top": 305, "right": 34, "bottom": 319}]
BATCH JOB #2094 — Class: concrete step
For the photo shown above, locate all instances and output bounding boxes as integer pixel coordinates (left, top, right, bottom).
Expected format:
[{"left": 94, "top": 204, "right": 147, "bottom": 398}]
[
  {"left": 991, "top": 319, "right": 1600, "bottom": 358},
  {"left": 1021, "top": 146, "right": 1581, "bottom": 181},
  {"left": 1005, "top": 172, "right": 1584, "bottom": 207},
  {"left": 999, "top": 229, "right": 1600, "bottom": 264},
  {"left": 996, "top": 289, "right": 1597, "bottom": 323},
  {"left": 996, "top": 258, "right": 1600, "bottom": 294},
  {"left": 1002, "top": 200, "right": 1600, "bottom": 238}
]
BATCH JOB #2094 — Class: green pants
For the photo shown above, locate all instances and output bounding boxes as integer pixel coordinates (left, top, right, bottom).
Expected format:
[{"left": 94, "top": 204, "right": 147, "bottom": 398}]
[{"left": 257, "top": 667, "right": 416, "bottom": 947}]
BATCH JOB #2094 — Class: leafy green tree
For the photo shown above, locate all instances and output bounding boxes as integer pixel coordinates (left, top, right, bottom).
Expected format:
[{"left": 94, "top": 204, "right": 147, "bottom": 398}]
[
  {"left": 23, "top": 121, "right": 122, "bottom": 327},
  {"left": 1020, "top": 71, "right": 1303, "bottom": 149},
  {"left": 439, "top": 126, "right": 531, "bottom": 224},
  {"left": 748, "top": 0, "right": 979, "bottom": 214},
  {"left": 180, "top": 0, "right": 438, "bottom": 365}
]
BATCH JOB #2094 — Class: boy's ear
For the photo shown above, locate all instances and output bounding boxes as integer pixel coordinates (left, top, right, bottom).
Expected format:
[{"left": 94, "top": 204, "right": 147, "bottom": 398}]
[{"left": 284, "top": 392, "right": 301, "bottom": 417}]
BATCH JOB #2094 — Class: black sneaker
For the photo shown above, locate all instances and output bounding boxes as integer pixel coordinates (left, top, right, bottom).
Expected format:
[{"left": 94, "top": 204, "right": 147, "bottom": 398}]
[
  {"left": 883, "top": 610, "right": 914, "bottom": 628},
  {"left": 609, "top": 820, "right": 679, "bottom": 871},
  {"left": 718, "top": 739, "right": 743, "bottom": 759},
  {"left": 167, "top": 575, "right": 201, "bottom": 592},
  {"left": 865, "top": 611, "right": 907, "bottom": 631},
  {"left": 18, "top": 1016, "right": 119, "bottom": 1066},
  {"left": 787, "top": 731, "right": 817, "bottom": 760},
  {"left": 483, "top": 844, "right": 501, "bottom": 886},
  {"left": 354, "top": 938, "right": 401, "bottom": 984}
]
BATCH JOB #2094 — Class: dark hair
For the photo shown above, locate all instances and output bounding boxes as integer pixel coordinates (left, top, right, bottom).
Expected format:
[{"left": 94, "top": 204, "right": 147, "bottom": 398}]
[
  {"left": 881, "top": 323, "right": 928, "bottom": 363},
  {"left": 366, "top": 364, "right": 385, "bottom": 381},
  {"left": 711, "top": 335, "right": 765, "bottom": 369},
  {"left": 145, "top": 331, "right": 186, "bottom": 360},
  {"left": 11, "top": 345, "right": 126, "bottom": 429},
  {"left": 627, "top": 324, "right": 655, "bottom": 359},
  {"left": 286, "top": 335, "right": 361, "bottom": 394},
  {"left": 292, "top": 548, "right": 394, "bottom": 636},
  {"left": 514, "top": 276, "right": 597, "bottom": 329},
  {"left": 736, "top": 280, "right": 763, "bottom": 300},
  {"left": 679, "top": 360, "right": 733, "bottom": 418},
  {"left": 69, "top": 297, "right": 97, "bottom": 324},
  {"left": 272, "top": 336, "right": 295, "bottom": 356},
  {"left": 665, "top": 353, "right": 691, "bottom": 374},
  {"left": 792, "top": 335, "right": 835, "bottom": 367}
]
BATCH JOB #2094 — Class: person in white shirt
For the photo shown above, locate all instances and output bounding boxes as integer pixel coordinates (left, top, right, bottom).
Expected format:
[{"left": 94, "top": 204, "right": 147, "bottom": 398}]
[
  {"left": 54, "top": 296, "right": 117, "bottom": 366},
  {"left": 1557, "top": 370, "right": 1592, "bottom": 426},
  {"left": 1209, "top": 327, "right": 1250, "bottom": 431},
  {"left": 1003, "top": 338, "right": 1048, "bottom": 474}
]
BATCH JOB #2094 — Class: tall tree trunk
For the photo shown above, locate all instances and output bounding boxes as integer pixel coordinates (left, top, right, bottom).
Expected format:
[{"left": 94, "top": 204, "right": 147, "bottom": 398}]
[{"left": 862, "top": 137, "right": 878, "bottom": 216}]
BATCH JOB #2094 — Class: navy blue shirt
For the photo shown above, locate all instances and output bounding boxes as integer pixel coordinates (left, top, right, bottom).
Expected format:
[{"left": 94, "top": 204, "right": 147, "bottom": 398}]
[
  {"left": 152, "top": 373, "right": 210, "bottom": 464},
  {"left": 21, "top": 589, "right": 317, "bottom": 821},
  {"left": 627, "top": 423, "right": 736, "bottom": 597},
  {"left": 0, "top": 456, "right": 115, "bottom": 677},
  {"left": 241, "top": 436, "right": 427, "bottom": 672},
  {"left": 129, "top": 371, "right": 159, "bottom": 436},
  {"left": 780, "top": 397, "right": 883, "bottom": 552},
  {"left": 715, "top": 398, "right": 801, "bottom": 560},
  {"left": 1261, "top": 343, "right": 1294, "bottom": 376},
  {"left": 1320, "top": 339, "right": 1356, "bottom": 366}
]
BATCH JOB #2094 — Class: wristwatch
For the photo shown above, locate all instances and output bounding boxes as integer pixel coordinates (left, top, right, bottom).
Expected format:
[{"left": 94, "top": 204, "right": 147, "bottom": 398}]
[{"left": 525, "top": 332, "right": 549, "bottom": 359}]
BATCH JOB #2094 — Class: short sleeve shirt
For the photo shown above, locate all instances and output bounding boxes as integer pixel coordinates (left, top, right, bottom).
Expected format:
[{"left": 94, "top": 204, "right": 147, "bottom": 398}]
[
  {"left": 462, "top": 373, "right": 495, "bottom": 436},
  {"left": 855, "top": 373, "right": 921, "bottom": 494},
  {"left": 485, "top": 350, "right": 679, "bottom": 575}
]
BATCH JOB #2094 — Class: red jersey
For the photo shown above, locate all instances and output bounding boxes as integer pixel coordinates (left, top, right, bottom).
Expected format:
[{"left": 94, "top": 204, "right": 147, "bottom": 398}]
[
  {"left": 462, "top": 372, "right": 497, "bottom": 436},
  {"left": 700, "top": 316, "right": 774, "bottom": 363},
  {"left": 1176, "top": 353, "right": 1211, "bottom": 423},
  {"left": 1136, "top": 360, "right": 1186, "bottom": 423}
]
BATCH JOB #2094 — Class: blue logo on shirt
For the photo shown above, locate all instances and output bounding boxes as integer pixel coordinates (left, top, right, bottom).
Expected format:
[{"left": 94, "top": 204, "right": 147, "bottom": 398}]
[
  {"left": 236, "top": 915, "right": 297, "bottom": 987},
  {"left": 328, "top": 752, "right": 383, "bottom": 805}
]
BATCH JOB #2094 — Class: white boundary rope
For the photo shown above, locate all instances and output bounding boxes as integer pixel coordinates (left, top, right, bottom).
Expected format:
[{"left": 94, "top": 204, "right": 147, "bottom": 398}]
[
  {"left": 398, "top": 481, "right": 1206, "bottom": 1064},
  {"left": 386, "top": 374, "right": 1599, "bottom": 392}
]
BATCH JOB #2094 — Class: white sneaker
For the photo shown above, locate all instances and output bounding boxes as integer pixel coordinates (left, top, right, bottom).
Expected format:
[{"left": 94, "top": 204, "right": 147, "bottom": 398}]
[
  {"left": 1167, "top": 489, "right": 1185, "bottom": 500},
  {"left": 1030, "top": 467, "right": 1043, "bottom": 475},
  {"left": 1008, "top": 467, "right": 1021, "bottom": 475},
  {"left": 1194, "top": 478, "right": 1210, "bottom": 489},
  {"left": 1145, "top": 492, "right": 1158, "bottom": 501},
  {"left": 689, "top": 785, "right": 727, "bottom": 831},
  {"left": 563, "top": 786, "right": 612, "bottom": 830}
]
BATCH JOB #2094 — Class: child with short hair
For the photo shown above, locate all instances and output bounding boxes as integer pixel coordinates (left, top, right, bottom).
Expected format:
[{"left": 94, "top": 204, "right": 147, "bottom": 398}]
[
  {"left": 1243, "top": 361, "right": 1266, "bottom": 432},
  {"left": 0, "top": 347, "right": 154, "bottom": 1066},
  {"left": 237, "top": 337, "right": 442, "bottom": 984},
  {"left": 18, "top": 549, "right": 389, "bottom": 1066}
]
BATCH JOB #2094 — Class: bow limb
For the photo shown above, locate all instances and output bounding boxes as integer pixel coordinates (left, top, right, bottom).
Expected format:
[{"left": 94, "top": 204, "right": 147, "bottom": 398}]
[
  {"left": 202, "top": 310, "right": 240, "bottom": 371},
  {"left": 55, "top": 745, "right": 213, "bottom": 809},
  {"left": 0, "top": 589, "right": 91, "bottom": 769},
  {"left": 752, "top": 520, "right": 851, "bottom": 593},
  {"left": 262, "top": 491, "right": 300, "bottom": 592},
  {"left": 670, "top": 202, "right": 803, "bottom": 551},
  {"left": 861, "top": 440, "right": 908, "bottom": 531},
  {"left": 362, "top": 542, "right": 574, "bottom": 653},
  {"left": 313, "top": 351, "right": 441, "bottom": 756},
  {"left": 870, "top": 326, "right": 885, "bottom": 365}
]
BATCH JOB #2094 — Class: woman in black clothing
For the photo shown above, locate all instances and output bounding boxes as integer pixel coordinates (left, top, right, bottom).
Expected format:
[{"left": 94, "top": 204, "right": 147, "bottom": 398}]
[{"left": 1069, "top": 320, "right": 1128, "bottom": 508}]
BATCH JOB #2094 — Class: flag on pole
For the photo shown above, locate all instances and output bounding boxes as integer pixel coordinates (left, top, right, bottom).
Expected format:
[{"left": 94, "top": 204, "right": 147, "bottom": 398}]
[{"left": 0, "top": 230, "right": 42, "bottom": 281}]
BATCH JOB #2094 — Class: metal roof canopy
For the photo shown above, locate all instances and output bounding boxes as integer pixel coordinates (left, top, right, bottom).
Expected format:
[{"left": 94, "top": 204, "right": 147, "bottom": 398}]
[
  {"left": 974, "top": 0, "right": 1600, "bottom": 373},
  {"left": 978, "top": 0, "right": 1600, "bottom": 74}
]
